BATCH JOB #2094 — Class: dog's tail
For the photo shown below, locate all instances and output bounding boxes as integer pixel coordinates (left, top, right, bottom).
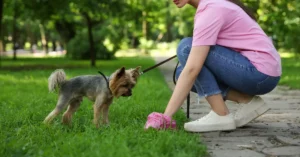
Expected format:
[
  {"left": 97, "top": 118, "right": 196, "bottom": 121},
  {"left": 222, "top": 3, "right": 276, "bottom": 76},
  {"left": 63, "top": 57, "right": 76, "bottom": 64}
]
[{"left": 48, "top": 69, "right": 66, "bottom": 92}]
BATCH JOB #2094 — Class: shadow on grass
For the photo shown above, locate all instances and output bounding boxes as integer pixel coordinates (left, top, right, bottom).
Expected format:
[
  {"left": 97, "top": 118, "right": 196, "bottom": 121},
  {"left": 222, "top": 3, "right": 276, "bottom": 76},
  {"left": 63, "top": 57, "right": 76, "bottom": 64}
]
[
  {"left": 0, "top": 64, "right": 91, "bottom": 71},
  {"left": 0, "top": 57, "right": 152, "bottom": 71}
]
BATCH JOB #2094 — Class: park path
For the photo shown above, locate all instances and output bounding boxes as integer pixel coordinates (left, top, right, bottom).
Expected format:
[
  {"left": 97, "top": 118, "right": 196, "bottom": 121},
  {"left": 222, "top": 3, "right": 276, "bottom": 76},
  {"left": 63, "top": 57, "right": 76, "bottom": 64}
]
[
  {"left": 1, "top": 49, "right": 65, "bottom": 58},
  {"left": 154, "top": 56, "right": 300, "bottom": 157}
]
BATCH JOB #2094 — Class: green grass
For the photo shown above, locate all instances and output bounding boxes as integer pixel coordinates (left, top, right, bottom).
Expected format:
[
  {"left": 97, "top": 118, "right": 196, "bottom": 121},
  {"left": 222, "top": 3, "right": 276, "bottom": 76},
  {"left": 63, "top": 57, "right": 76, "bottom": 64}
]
[
  {"left": 279, "top": 57, "right": 300, "bottom": 89},
  {"left": 0, "top": 57, "right": 207, "bottom": 157}
]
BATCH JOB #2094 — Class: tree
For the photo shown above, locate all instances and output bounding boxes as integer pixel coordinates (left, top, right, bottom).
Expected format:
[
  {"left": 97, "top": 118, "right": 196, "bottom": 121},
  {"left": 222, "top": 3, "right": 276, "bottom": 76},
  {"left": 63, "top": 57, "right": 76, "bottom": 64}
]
[
  {"left": 23, "top": 0, "right": 70, "bottom": 54},
  {"left": 0, "top": 0, "right": 3, "bottom": 52},
  {"left": 2, "top": 0, "right": 299, "bottom": 64},
  {"left": 70, "top": 0, "right": 125, "bottom": 66},
  {"left": 12, "top": 0, "right": 19, "bottom": 60},
  {"left": 0, "top": 0, "right": 3, "bottom": 66}
]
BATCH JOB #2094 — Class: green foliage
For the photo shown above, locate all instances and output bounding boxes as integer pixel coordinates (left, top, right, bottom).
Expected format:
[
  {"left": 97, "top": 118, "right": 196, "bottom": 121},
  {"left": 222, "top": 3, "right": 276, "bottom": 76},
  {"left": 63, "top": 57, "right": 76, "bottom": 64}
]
[
  {"left": 254, "top": 0, "right": 300, "bottom": 53},
  {"left": 66, "top": 29, "right": 114, "bottom": 60},
  {"left": 2, "top": 0, "right": 300, "bottom": 60},
  {"left": 66, "top": 20, "right": 130, "bottom": 60},
  {"left": 0, "top": 57, "right": 207, "bottom": 157},
  {"left": 241, "top": 0, "right": 300, "bottom": 53}
]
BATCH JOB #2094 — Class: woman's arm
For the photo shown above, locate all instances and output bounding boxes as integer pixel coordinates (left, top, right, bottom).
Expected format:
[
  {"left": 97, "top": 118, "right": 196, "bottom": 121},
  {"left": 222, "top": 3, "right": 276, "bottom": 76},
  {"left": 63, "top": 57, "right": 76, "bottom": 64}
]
[{"left": 164, "top": 45, "right": 210, "bottom": 117}]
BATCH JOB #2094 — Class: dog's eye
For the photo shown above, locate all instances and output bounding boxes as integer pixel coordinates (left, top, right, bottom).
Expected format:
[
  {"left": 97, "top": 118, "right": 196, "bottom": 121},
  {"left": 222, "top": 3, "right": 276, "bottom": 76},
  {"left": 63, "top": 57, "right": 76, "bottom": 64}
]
[
  {"left": 121, "top": 84, "right": 128, "bottom": 88},
  {"left": 122, "top": 84, "right": 134, "bottom": 88}
]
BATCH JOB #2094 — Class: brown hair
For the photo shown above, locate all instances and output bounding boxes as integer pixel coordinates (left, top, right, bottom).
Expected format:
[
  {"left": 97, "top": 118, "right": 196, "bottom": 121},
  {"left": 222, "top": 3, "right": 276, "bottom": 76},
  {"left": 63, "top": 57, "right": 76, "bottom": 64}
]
[{"left": 228, "top": 0, "right": 256, "bottom": 21}]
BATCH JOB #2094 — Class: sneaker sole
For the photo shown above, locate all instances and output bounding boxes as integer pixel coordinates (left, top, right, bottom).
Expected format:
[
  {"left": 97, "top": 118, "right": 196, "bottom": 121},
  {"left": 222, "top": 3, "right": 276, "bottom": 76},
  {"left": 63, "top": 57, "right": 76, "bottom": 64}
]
[
  {"left": 235, "top": 104, "right": 270, "bottom": 127},
  {"left": 184, "top": 121, "right": 236, "bottom": 133}
]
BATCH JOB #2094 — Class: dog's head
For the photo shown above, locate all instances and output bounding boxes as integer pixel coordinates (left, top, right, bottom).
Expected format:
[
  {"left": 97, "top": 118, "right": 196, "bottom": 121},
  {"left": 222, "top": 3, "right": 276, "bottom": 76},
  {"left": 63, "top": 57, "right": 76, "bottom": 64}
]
[{"left": 109, "top": 66, "right": 141, "bottom": 98}]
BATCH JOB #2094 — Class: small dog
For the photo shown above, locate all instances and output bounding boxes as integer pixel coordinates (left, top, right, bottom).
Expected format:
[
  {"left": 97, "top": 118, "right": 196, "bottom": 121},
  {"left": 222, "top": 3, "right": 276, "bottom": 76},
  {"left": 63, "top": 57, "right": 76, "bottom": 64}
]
[{"left": 43, "top": 66, "right": 140, "bottom": 127}]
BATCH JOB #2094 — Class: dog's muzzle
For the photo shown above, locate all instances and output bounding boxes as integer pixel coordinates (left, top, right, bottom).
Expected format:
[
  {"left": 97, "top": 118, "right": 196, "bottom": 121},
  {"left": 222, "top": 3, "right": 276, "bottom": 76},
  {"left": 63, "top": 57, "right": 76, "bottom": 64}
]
[{"left": 122, "top": 90, "right": 132, "bottom": 97}]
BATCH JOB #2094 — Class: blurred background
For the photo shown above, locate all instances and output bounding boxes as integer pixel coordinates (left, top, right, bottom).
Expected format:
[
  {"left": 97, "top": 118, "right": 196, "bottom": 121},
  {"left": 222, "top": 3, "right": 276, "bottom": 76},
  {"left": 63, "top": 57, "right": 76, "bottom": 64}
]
[
  {"left": 0, "top": 2, "right": 299, "bottom": 156},
  {"left": 0, "top": 0, "right": 299, "bottom": 66}
]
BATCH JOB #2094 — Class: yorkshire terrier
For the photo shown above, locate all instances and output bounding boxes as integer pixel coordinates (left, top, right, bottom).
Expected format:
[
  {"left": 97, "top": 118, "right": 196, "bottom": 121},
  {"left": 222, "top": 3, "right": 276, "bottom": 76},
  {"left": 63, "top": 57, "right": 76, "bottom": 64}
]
[{"left": 43, "top": 66, "right": 140, "bottom": 127}]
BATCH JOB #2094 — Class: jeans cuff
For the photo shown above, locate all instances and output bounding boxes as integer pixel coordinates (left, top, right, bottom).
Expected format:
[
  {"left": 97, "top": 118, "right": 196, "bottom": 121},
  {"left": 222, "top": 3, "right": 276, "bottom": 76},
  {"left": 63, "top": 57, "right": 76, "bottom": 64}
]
[
  {"left": 222, "top": 87, "right": 230, "bottom": 100},
  {"left": 197, "top": 90, "right": 222, "bottom": 98}
]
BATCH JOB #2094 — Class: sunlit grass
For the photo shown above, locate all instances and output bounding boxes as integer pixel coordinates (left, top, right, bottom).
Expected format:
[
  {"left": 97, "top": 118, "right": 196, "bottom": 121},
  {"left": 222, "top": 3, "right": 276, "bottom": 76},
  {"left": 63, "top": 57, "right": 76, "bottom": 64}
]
[{"left": 0, "top": 57, "right": 207, "bottom": 157}]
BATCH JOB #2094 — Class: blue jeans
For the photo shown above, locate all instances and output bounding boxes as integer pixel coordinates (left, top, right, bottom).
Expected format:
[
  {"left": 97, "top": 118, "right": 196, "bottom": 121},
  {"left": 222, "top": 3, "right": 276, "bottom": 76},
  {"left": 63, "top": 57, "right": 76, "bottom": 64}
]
[{"left": 175, "top": 37, "right": 280, "bottom": 98}]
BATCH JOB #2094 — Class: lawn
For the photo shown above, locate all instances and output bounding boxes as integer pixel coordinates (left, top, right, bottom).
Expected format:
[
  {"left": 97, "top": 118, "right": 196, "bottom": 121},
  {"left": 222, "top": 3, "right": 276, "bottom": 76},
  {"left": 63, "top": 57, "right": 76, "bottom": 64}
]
[
  {"left": 0, "top": 57, "right": 207, "bottom": 157},
  {"left": 1, "top": 55, "right": 299, "bottom": 157},
  {"left": 279, "top": 57, "right": 300, "bottom": 89}
]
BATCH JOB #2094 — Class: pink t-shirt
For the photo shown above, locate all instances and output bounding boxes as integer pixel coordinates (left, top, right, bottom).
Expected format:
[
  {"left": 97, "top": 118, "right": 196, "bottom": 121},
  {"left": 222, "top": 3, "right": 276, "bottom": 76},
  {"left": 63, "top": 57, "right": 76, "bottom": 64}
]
[{"left": 192, "top": 0, "right": 281, "bottom": 77}]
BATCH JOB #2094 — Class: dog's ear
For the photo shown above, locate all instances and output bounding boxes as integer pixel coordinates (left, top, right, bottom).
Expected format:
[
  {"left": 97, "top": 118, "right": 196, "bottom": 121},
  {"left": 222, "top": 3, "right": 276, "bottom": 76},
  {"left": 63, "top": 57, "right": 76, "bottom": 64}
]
[
  {"left": 134, "top": 66, "right": 141, "bottom": 72},
  {"left": 131, "top": 66, "right": 141, "bottom": 79},
  {"left": 116, "top": 67, "right": 126, "bottom": 78}
]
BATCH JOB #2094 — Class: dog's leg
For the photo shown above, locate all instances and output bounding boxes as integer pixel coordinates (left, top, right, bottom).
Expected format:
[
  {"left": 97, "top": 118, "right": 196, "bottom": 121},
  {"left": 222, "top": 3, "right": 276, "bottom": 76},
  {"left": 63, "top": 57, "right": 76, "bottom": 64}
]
[
  {"left": 62, "top": 97, "right": 82, "bottom": 125},
  {"left": 102, "top": 104, "right": 110, "bottom": 124},
  {"left": 101, "top": 98, "right": 112, "bottom": 125},
  {"left": 43, "top": 94, "right": 71, "bottom": 124},
  {"left": 93, "top": 97, "right": 105, "bottom": 128},
  {"left": 93, "top": 104, "right": 103, "bottom": 128}
]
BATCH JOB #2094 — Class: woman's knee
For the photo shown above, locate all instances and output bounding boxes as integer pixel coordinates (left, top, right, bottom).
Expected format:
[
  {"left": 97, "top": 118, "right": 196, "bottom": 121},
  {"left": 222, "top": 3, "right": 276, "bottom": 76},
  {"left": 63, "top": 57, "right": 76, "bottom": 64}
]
[{"left": 177, "top": 37, "right": 192, "bottom": 63}]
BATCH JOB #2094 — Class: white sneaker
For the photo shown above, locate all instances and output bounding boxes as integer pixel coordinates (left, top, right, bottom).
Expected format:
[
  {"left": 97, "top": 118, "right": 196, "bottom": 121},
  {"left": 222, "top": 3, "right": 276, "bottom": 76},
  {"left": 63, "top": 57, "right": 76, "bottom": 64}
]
[
  {"left": 184, "top": 110, "right": 236, "bottom": 132},
  {"left": 234, "top": 96, "right": 270, "bottom": 127}
]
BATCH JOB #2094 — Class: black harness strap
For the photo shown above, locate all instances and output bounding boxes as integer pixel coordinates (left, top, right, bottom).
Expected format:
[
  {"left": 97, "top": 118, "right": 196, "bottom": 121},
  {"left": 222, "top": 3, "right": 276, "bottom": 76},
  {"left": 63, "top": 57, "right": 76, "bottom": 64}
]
[{"left": 98, "top": 71, "right": 110, "bottom": 90}]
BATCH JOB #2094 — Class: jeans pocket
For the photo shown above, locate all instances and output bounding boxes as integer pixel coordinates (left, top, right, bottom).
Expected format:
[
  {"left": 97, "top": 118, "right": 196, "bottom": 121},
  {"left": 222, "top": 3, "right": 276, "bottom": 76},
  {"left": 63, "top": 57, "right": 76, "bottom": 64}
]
[{"left": 256, "top": 76, "right": 280, "bottom": 94}]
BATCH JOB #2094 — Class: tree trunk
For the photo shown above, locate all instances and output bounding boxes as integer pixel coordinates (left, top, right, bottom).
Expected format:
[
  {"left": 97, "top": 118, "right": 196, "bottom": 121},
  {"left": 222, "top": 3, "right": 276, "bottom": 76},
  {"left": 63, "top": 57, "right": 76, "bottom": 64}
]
[
  {"left": 83, "top": 12, "right": 96, "bottom": 67},
  {"left": 25, "top": 21, "right": 35, "bottom": 53},
  {"left": 166, "top": 0, "right": 172, "bottom": 42},
  {"left": 0, "top": 0, "right": 3, "bottom": 66},
  {"left": 142, "top": 8, "right": 148, "bottom": 54},
  {"left": 131, "top": 12, "right": 140, "bottom": 48},
  {"left": 142, "top": 11, "right": 147, "bottom": 39},
  {"left": 2, "top": 39, "right": 6, "bottom": 52},
  {"left": 142, "top": 0, "right": 148, "bottom": 39},
  {"left": 45, "top": 33, "right": 49, "bottom": 54},
  {"left": 54, "top": 20, "right": 76, "bottom": 43},
  {"left": 39, "top": 24, "right": 48, "bottom": 54},
  {"left": 0, "top": 0, "right": 3, "bottom": 51},
  {"left": 12, "top": 0, "right": 18, "bottom": 60},
  {"left": 52, "top": 40, "right": 56, "bottom": 51}
]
